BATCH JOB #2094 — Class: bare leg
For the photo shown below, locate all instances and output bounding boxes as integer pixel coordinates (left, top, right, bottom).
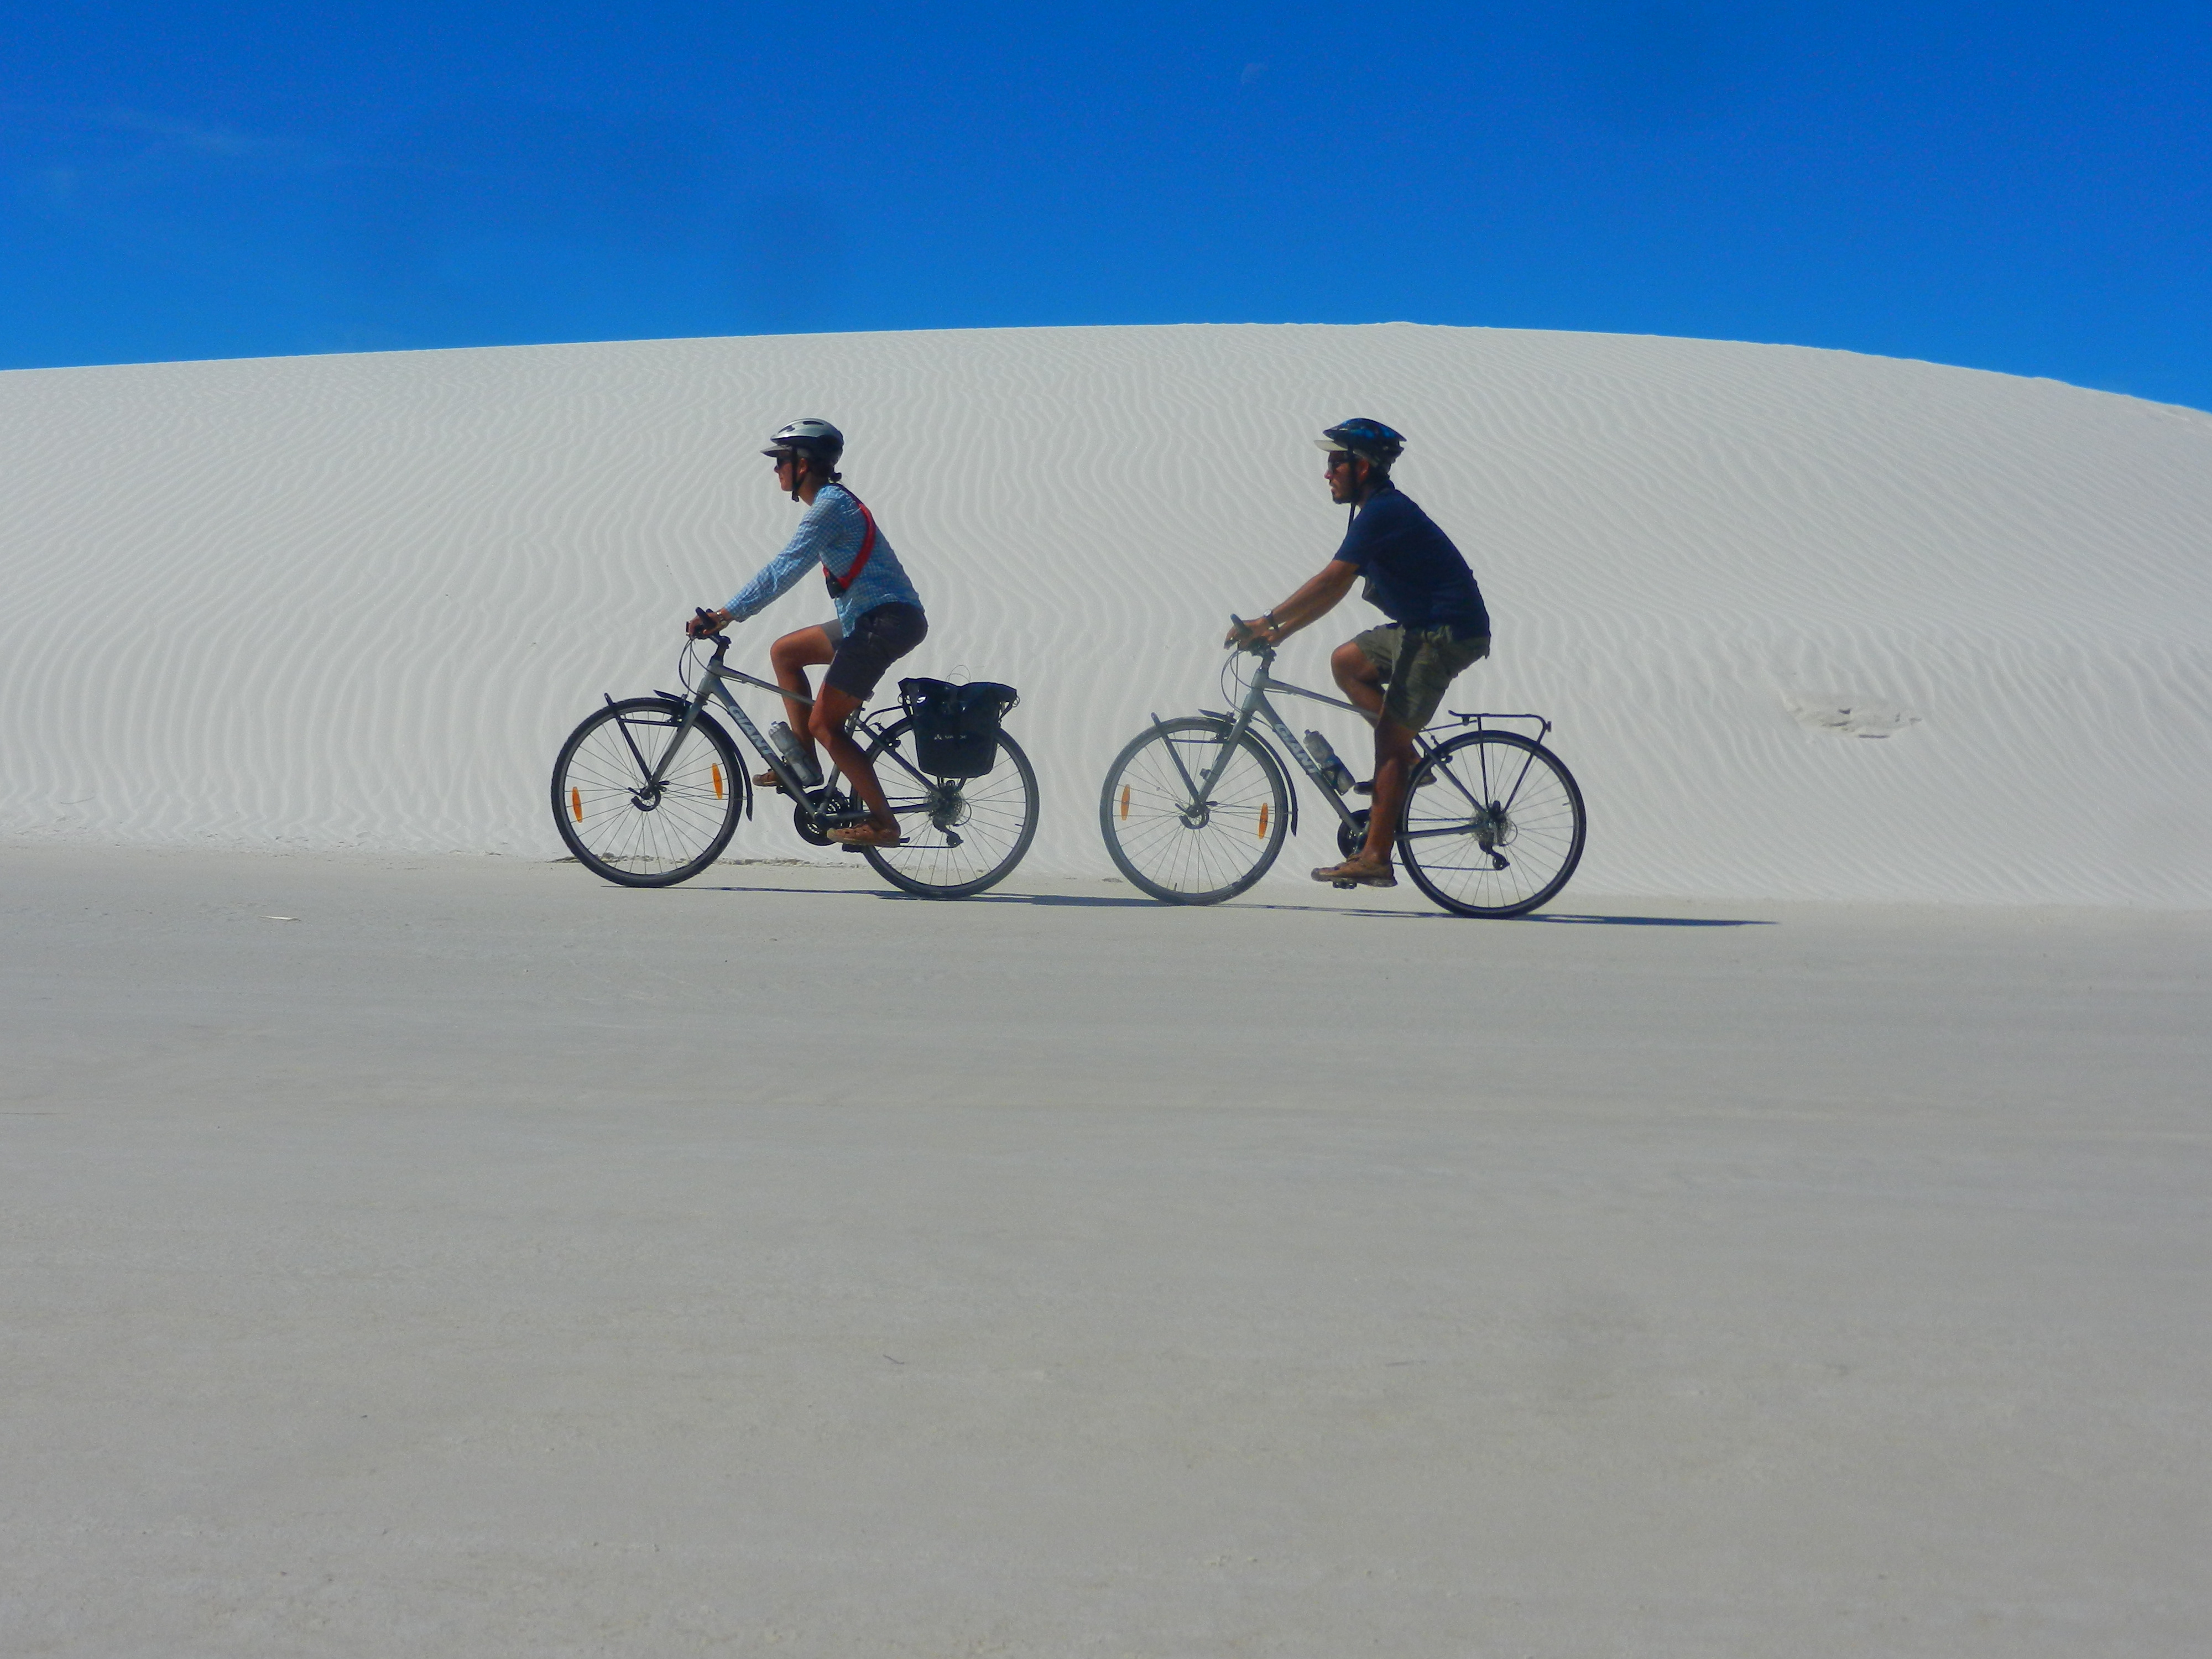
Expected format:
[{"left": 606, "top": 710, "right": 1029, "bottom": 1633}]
[
  {"left": 1323, "top": 639, "right": 1408, "bottom": 875},
  {"left": 769, "top": 625, "right": 837, "bottom": 768},
  {"left": 1363, "top": 717, "right": 1420, "bottom": 862},
  {"left": 810, "top": 684, "right": 895, "bottom": 832},
  {"left": 1331, "top": 639, "right": 1386, "bottom": 724}
]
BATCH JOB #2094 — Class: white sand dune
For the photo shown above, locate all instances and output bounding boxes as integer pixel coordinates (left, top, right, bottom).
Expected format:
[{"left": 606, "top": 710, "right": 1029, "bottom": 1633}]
[{"left": 3, "top": 323, "right": 2209, "bottom": 905}]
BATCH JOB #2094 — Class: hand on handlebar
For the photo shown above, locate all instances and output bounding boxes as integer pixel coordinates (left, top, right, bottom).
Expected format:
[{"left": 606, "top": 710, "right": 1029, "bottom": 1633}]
[
  {"left": 688, "top": 607, "right": 732, "bottom": 640},
  {"left": 1224, "top": 613, "right": 1276, "bottom": 651}
]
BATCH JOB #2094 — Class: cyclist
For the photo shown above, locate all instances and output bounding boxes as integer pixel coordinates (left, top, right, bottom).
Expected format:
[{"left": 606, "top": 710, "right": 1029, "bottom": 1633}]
[
  {"left": 687, "top": 419, "right": 927, "bottom": 849},
  {"left": 1227, "top": 418, "right": 1491, "bottom": 888}
]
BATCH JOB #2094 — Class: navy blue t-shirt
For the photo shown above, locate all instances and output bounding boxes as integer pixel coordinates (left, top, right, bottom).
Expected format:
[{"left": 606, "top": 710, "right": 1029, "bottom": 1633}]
[{"left": 1333, "top": 485, "right": 1490, "bottom": 634}]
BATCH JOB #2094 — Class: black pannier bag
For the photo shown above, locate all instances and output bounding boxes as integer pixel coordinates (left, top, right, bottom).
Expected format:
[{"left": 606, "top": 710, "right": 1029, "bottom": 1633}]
[{"left": 899, "top": 678, "right": 1019, "bottom": 778}]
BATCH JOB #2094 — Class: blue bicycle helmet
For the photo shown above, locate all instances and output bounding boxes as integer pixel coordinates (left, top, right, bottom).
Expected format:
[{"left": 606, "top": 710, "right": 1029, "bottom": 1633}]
[{"left": 1316, "top": 417, "right": 1406, "bottom": 468}]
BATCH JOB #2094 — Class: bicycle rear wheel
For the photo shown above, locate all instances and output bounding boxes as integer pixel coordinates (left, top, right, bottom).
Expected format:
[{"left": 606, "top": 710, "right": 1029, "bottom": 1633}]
[
  {"left": 1099, "top": 717, "right": 1289, "bottom": 904},
  {"left": 1397, "top": 730, "right": 1585, "bottom": 917},
  {"left": 552, "top": 698, "right": 743, "bottom": 887},
  {"left": 859, "top": 719, "right": 1040, "bottom": 898}
]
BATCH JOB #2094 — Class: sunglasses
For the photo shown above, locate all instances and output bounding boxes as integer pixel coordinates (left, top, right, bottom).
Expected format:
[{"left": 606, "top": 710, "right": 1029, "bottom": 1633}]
[{"left": 1324, "top": 452, "right": 1357, "bottom": 473}]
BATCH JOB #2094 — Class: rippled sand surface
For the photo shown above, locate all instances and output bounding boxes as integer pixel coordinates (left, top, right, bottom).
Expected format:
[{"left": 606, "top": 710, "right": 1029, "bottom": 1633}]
[{"left": 4, "top": 324, "right": 2209, "bottom": 904}]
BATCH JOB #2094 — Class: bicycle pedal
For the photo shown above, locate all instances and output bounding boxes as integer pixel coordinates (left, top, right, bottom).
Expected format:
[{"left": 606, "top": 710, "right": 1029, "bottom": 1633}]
[{"left": 1332, "top": 878, "right": 1359, "bottom": 890}]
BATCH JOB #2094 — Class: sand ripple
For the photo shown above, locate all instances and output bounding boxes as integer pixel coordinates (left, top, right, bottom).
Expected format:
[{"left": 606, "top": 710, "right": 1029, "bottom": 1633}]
[{"left": 3, "top": 326, "right": 2208, "bottom": 905}]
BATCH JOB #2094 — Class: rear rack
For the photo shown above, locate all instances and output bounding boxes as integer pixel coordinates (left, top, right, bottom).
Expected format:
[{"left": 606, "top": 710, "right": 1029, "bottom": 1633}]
[{"left": 1442, "top": 711, "right": 1554, "bottom": 740}]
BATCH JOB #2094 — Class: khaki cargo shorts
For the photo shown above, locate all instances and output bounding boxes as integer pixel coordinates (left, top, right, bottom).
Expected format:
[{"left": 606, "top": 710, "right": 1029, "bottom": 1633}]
[{"left": 1354, "top": 624, "right": 1491, "bottom": 731}]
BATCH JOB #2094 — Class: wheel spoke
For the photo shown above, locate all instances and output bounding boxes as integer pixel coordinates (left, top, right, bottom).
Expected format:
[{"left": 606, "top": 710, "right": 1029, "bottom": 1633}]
[
  {"left": 1100, "top": 720, "right": 1288, "bottom": 903},
  {"left": 1395, "top": 732, "right": 1584, "bottom": 917},
  {"left": 860, "top": 722, "right": 1040, "bottom": 896},
  {"left": 552, "top": 701, "right": 743, "bottom": 886}
]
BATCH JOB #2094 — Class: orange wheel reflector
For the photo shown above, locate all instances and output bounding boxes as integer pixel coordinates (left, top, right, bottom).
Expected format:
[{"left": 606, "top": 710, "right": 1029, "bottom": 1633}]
[
  {"left": 712, "top": 764, "right": 724, "bottom": 800},
  {"left": 568, "top": 786, "right": 583, "bottom": 822},
  {"left": 1119, "top": 784, "right": 1131, "bottom": 822},
  {"left": 1258, "top": 803, "right": 1270, "bottom": 838}
]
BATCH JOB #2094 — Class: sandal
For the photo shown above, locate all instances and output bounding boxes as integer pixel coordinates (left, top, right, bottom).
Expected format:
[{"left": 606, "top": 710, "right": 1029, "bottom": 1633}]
[
  {"left": 1310, "top": 855, "right": 1396, "bottom": 889},
  {"left": 828, "top": 820, "right": 903, "bottom": 850}
]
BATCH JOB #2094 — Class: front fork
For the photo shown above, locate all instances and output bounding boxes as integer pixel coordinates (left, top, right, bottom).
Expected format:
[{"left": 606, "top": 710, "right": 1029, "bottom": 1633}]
[{"left": 1147, "top": 698, "right": 1311, "bottom": 841}]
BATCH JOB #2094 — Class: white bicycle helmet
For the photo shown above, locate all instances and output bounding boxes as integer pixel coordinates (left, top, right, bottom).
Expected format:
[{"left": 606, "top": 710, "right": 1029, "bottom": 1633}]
[
  {"left": 761, "top": 418, "right": 845, "bottom": 467},
  {"left": 761, "top": 419, "right": 845, "bottom": 500}
]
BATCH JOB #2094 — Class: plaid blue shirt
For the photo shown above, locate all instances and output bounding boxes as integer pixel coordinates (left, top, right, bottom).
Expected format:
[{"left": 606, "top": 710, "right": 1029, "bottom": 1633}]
[{"left": 725, "top": 482, "right": 923, "bottom": 632}]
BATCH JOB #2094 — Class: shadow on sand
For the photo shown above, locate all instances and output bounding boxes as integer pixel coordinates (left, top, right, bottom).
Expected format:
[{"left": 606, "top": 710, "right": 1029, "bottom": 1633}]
[
  {"left": 686, "top": 878, "right": 1770, "bottom": 926},
  {"left": 1524, "top": 913, "right": 1773, "bottom": 928}
]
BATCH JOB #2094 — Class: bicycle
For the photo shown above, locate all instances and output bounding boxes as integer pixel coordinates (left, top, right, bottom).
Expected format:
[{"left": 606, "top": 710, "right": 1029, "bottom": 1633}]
[
  {"left": 1097, "top": 620, "right": 1586, "bottom": 917},
  {"left": 552, "top": 626, "right": 1039, "bottom": 897}
]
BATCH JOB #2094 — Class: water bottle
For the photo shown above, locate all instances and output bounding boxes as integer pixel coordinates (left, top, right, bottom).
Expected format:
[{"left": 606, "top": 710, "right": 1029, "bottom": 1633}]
[
  {"left": 769, "top": 721, "right": 821, "bottom": 786},
  {"left": 1303, "top": 730, "right": 1354, "bottom": 794}
]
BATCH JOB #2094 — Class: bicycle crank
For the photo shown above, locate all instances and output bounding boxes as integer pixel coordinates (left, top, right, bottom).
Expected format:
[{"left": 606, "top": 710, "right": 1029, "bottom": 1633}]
[{"left": 793, "top": 789, "right": 854, "bottom": 847}]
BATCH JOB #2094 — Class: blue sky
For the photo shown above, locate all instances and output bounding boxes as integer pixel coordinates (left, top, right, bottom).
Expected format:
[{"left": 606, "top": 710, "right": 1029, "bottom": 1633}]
[{"left": 7, "top": 2, "right": 2209, "bottom": 408}]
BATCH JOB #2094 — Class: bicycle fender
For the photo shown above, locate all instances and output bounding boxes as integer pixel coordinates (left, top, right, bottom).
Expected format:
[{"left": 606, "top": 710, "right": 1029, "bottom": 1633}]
[{"left": 1263, "top": 740, "right": 1297, "bottom": 839}]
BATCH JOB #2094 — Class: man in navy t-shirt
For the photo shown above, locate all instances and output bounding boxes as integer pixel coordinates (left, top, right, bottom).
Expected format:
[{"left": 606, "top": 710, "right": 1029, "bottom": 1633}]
[{"left": 1228, "top": 419, "right": 1491, "bottom": 888}]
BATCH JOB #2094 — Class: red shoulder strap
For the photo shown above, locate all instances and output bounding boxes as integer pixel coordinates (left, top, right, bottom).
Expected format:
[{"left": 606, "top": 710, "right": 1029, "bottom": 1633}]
[{"left": 828, "top": 494, "right": 878, "bottom": 593}]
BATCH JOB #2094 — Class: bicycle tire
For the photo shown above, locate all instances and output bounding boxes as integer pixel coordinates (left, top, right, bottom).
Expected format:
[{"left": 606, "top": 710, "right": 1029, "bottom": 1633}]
[
  {"left": 1396, "top": 730, "right": 1585, "bottom": 917},
  {"left": 552, "top": 698, "right": 744, "bottom": 887},
  {"left": 1099, "top": 716, "right": 1290, "bottom": 904},
  {"left": 858, "top": 718, "right": 1040, "bottom": 898}
]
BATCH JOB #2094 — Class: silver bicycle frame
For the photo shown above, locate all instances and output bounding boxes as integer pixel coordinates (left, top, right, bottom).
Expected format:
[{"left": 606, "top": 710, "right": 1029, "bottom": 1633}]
[
  {"left": 620, "top": 643, "right": 937, "bottom": 818},
  {"left": 1177, "top": 645, "right": 1437, "bottom": 829},
  {"left": 703, "top": 661, "right": 825, "bottom": 802}
]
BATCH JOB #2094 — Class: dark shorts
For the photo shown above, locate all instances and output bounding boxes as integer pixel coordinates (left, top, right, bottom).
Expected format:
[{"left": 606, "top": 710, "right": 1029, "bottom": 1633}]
[
  {"left": 1354, "top": 624, "right": 1491, "bottom": 731},
  {"left": 824, "top": 602, "right": 928, "bottom": 700}
]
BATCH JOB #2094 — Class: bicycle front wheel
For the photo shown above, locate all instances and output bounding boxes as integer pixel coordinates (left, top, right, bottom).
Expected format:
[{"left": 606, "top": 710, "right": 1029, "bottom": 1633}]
[
  {"left": 1099, "top": 717, "right": 1289, "bottom": 904},
  {"left": 859, "top": 719, "right": 1040, "bottom": 898},
  {"left": 552, "top": 698, "right": 743, "bottom": 887},
  {"left": 1397, "top": 730, "right": 1585, "bottom": 917}
]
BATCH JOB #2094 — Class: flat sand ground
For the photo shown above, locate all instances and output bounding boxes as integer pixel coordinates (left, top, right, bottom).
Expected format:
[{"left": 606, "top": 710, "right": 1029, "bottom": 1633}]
[{"left": 4, "top": 845, "right": 2206, "bottom": 1657}]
